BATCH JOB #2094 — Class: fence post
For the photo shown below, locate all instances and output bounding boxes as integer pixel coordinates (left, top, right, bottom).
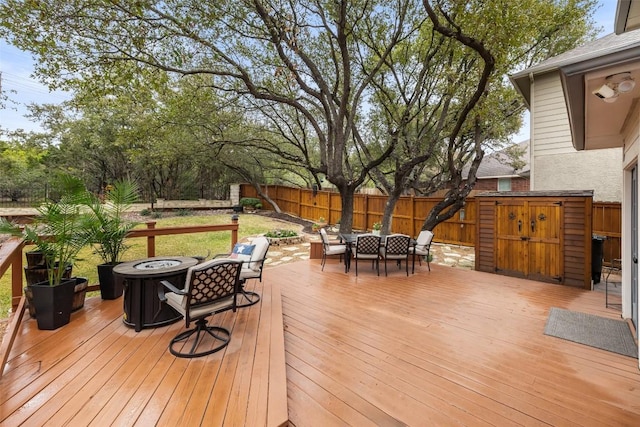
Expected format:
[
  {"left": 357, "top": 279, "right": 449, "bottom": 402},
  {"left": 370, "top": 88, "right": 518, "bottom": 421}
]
[
  {"left": 146, "top": 221, "right": 156, "bottom": 257},
  {"left": 411, "top": 195, "right": 416, "bottom": 238},
  {"left": 231, "top": 215, "right": 239, "bottom": 251},
  {"left": 11, "top": 241, "right": 24, "bottom": 309}
]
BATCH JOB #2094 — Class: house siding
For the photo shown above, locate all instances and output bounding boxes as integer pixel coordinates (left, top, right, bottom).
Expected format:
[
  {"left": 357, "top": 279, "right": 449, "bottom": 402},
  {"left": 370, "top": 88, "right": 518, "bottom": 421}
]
[
  {"left": 531, "top": 71, "right": 623, "bottom": 202},
  {"left": 621, "top": 104, "right": 640, "bottom": 327}
]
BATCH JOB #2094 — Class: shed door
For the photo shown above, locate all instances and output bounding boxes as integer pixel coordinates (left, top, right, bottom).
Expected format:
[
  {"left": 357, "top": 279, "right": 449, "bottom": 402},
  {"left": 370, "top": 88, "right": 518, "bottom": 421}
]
[
  {"left": 495, "top": 200, "right": 563, "bottom": 283},
  {"left": 495, "top": 201, "right": 528, "bottom": 278},
  {"left": 527, "top": 201, "right": 562, "bottom": 282}
]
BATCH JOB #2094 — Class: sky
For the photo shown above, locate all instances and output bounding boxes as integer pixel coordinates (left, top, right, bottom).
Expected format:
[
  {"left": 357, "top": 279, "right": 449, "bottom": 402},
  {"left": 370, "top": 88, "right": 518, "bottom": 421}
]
[{"left": 0, "top": 0, "right": 621, "bottom": 136}]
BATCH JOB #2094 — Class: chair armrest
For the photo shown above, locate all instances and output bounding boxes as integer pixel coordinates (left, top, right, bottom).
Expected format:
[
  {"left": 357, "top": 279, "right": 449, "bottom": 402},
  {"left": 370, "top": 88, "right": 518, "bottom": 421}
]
[
  {"left": 213, "top": 253, "right": 232, "bottom": 259},
  {"left": 158, "top": 279, "right": 186, "bottom": 303}
]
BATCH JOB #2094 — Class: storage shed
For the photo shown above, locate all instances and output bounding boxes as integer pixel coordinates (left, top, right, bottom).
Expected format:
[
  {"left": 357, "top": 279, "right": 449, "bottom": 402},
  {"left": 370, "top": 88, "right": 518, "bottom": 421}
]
[{"left": 475, "top": 190, "right": 593, "bottom": 289}]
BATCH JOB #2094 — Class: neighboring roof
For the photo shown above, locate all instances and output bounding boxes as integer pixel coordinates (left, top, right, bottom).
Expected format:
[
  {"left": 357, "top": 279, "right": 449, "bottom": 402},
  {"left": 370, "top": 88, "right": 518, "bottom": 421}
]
[
  {"left": 463, "top": 140, "right": 530, "bottom": 180},
  {"left": 510, "top": 30, "right": 640, "bottom": 107}
]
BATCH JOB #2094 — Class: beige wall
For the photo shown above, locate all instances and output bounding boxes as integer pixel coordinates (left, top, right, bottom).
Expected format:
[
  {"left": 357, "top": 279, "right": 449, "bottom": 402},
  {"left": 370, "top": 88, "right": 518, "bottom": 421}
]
[
  {"left": 531, "top": 72, "right": 623, "bottom": 202},
  {"left": 534, "top": 150, "right": 622, "bottom": 202}
]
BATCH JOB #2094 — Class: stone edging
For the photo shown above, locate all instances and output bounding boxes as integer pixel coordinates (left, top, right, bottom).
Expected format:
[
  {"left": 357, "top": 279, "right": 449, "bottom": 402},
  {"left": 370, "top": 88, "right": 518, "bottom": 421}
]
[{"left": 266, "top": 235, "right": 306, "bottom": 246}]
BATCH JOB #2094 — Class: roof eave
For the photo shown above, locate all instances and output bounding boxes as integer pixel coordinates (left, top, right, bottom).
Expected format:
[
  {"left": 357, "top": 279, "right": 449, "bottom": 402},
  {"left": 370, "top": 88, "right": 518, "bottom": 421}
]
[
  {"left": 560, "top": 47, "right": 640, "bottom": 151},
  {"left": 615, "top": 1, "right": 631, "bottom": 35}
]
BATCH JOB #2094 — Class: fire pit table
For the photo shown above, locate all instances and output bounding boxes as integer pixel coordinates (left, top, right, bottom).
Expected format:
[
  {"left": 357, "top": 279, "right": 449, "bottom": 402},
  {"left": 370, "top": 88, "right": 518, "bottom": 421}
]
[{"left": 113, "top": 256, "right": 199, "bottom": 332}]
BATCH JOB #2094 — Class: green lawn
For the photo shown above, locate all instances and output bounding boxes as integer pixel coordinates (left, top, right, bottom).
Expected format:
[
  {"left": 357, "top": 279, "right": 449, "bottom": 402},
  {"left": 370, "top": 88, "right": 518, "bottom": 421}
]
[{"left": 0, "top": 212, "right": 302, "bottom": 321}]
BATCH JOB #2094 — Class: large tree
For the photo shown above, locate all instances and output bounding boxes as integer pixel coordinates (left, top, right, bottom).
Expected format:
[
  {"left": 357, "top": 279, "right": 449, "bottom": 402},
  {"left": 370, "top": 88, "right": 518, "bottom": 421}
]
[
  {"left": 0, "top": 0, "right": 599, "bottom": 232},
  {"left": 0, "top": 0, "right": 426, "bottom": 232},
  {"left": 366, "top": 0, "right": 599, "bottom": 233}
]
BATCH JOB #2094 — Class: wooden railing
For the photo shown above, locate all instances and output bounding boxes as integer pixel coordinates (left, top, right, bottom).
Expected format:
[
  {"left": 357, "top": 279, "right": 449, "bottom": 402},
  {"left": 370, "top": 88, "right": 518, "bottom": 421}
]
[{"left": 0, "top": 218, "right": 239, "bottom": 378}]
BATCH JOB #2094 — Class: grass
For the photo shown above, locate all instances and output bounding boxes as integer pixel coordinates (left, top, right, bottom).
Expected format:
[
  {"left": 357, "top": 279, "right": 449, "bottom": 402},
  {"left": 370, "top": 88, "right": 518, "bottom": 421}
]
[{"left": 0, "top": 212, "right": 302, "bottom": 322}]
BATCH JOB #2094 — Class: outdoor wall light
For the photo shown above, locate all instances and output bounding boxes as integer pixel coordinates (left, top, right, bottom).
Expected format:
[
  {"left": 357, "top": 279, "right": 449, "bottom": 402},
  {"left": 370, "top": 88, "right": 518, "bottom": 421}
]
[
  {"left": 593, "top": 72, "right": 636, "bottom": 103},
  {"left": 593, "top": 83, "right": 616, "bottom": 100},
  {"left": 610, "top": 72, "right": 636, "bottom": 93}
]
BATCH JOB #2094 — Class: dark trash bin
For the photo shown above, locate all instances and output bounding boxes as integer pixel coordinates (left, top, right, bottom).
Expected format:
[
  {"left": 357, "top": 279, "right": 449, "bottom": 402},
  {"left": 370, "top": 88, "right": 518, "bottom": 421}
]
[{"left": 592, "top": 235, "right": 606, "bottom": 284}]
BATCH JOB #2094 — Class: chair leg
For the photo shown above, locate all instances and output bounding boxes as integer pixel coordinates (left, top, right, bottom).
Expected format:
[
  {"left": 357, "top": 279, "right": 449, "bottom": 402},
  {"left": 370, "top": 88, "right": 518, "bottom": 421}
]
[
  {"left": 321, "top": 252, "right": 326, "bottom": 271},
  {"left": 169, "top": 318, "right": 230, "bottom": 358},
  {"left": 237, "top": 279, "right": 260, "bottom": 308},
  {"left": 426, "top": 250, "right": 430, "bottom": 271},
  {"left": 384, "top": 258, "right": 388, "bottom": 276}
]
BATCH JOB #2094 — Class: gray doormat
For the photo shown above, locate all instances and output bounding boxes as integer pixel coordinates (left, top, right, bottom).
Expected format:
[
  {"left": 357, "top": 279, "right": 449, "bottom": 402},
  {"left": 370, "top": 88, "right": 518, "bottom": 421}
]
[{"left": 544, "top": 307, "right": 638, "bottom": 358}]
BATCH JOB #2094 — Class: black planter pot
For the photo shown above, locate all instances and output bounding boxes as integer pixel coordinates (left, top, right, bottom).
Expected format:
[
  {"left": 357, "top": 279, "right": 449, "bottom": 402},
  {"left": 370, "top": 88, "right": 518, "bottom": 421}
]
[
  {"left": 25, "top": 250, "right": 46, "bottom": 268},
  {"left": 24, "top": 276, "right": 88, "bottom": 318},
  {"left": 29, "top": 279, "right": 76, "bottom": 330},
  {"left": 24, "top": 263, "right": 73, "bottom": 286},
  {"left": 98, "top": 263, "right": 124, "bottom": 300}
]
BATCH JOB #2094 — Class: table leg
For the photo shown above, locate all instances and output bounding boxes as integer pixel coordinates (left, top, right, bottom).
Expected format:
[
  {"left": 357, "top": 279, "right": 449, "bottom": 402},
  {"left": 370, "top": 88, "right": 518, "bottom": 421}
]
[{"left": 345, "top": 245, "right": 352, "bottom": 273}]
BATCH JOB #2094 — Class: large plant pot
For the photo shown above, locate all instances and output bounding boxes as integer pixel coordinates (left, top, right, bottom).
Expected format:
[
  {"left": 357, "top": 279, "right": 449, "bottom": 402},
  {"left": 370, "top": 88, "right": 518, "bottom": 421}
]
[
  {"left": 28, "top": 279, "right": 76, "bottom": 330},
  {"left": 71, "top": 277, "right": 88, "bottom": 311},
  {"left": 25, "top": 250, "right": 46, "bottom": 268},
  {"left": 98, "top": 263, "right": 124, "bottom": 300},
  {"left": 24, "top": 264, "right": 73, "bottom": 317},
  {"left": 24, "top": 277, "right": 88, "bottom": 317}
]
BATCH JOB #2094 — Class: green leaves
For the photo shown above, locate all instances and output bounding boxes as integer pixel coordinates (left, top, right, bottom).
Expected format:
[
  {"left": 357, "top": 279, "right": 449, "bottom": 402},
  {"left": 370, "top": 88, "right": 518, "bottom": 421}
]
[{"left": 85, "top": 179, "right": 140, "bottom": 264}]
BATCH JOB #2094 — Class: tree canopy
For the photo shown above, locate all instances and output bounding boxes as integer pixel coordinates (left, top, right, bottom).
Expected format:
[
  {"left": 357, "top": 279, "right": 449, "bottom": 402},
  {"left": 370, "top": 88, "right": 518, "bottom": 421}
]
[{"left": 0, "top": 0, "right": 599, "bottom": 231}]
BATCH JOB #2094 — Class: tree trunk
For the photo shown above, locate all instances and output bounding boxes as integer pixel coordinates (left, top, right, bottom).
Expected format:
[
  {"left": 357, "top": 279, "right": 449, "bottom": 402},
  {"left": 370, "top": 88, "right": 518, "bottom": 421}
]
[
  {"left": 338, "top": 187, "right": 355, "bottom": 234},
  {"left": 252, "top": 183, "right": 282, "bottom": 213},
  {"left": 381, "top": 189, "right": 402, "bottom": 235},
  {"left": 421, "top": 190, "right": 466, "bottom": 231}
]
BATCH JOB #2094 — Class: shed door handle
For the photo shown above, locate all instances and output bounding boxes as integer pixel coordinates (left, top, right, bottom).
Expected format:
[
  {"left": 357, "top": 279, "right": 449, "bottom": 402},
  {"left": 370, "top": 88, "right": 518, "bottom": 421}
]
[
  {"left": 518, "top": 220, "right": 522, "bottom": 232},
  {"left": 531, "top": 220, "right": 535, "bottom": 233}
]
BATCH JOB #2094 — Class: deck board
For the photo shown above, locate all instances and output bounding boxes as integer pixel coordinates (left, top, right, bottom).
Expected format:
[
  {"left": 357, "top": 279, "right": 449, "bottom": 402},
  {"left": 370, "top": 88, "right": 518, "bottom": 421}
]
[
  {"left": 1, "top": 278, "right": 288, "bottom": 427},
  {"left": 277, "top": 260, "right": 640, "bottom": 426},
  {"left": 2, "top": 259, "right": 640, "bottom": 426}
]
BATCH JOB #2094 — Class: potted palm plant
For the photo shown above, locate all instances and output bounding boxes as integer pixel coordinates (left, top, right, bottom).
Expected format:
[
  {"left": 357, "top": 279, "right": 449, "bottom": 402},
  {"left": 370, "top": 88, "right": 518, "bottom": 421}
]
[
  {"left": 0, "top": 175, "right": 93, "bottom": 330},
  {"left": 85, "top": 179, "right": 139, "bottom": 299}
]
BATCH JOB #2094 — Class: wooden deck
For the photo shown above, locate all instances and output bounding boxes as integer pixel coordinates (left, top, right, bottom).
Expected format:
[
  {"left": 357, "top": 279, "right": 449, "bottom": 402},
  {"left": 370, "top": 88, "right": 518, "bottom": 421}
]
[
  {"left": 2, "top": 259, "right": 640, "bottom": 426},
  {"left": 0, "top": 279, "right": 288, "bottom": 426}
]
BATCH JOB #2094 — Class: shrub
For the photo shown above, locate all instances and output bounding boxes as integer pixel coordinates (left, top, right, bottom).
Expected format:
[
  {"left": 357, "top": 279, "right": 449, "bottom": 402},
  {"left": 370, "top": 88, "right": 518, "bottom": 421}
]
[
  {"left": 176, "top": 208, "right": 193, "bottom": 216},
  {"left": 264, "top": 229, "right": 298, "bottom": 238},
  {"left": 240, "top": 197, "right": 262, "bottom": 208},
  {"left": 140, "top": 208, "right": 152, "bottom": 216},
  {"left": 151, "top": 211, "right": 163, "bottom": 219}
]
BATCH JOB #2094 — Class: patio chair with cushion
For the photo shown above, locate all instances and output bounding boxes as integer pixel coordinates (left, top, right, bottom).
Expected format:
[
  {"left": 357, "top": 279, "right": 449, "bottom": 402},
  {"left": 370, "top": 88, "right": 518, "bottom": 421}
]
[
  {"left": 380, "top": 234, "right": 411, "bottom": 276},
  {"left": 319, "top": 228, "right": 347, "bottom": 272},
  {"left": 354, "top": 234, "right": 381, "bottom": 276},
  {"left": 412, "top": 230, "right": 434, "bottom": 273},
  {"left": 158, "top": 259, "right": 242, "bottom": 358},
  {"left": 215, "top": 236, "right": 270, "bottom": 307}
]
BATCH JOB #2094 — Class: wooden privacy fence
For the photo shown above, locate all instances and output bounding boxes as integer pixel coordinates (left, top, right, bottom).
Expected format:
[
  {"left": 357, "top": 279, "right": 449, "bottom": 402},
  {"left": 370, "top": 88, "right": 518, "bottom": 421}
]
[
  {"left": 240, "top": 184, "right": 621, "bottom": 264},
  {"left": 241, "top": 184, "right": 475, "bottom": 246},
  {"left": 592, "top": 202, "right": 622, "bottom": 266}
]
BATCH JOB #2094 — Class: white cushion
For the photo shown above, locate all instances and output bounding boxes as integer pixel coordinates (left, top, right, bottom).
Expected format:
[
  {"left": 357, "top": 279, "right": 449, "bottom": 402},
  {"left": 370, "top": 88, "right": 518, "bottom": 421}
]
[
  {"left": 325, "top": 244, "right": 347, "bottom": 255},
  {"left": 416, "top": 230, "right": 434, "bottom": 247},
  {"left": 240, "top": 265, "right": 261, "bottom": 280},
  {"left": 414, "top": 247, "right": 430, "bottom": 256},
  {"left": 249, "top": 237, "right": 270, "bottom": 271},
  {"left": 166, "top": 292, "right": 234, "bottom": 318},
  {"left": 355, "top": 253, "right": 379, "bottom": 260}
]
